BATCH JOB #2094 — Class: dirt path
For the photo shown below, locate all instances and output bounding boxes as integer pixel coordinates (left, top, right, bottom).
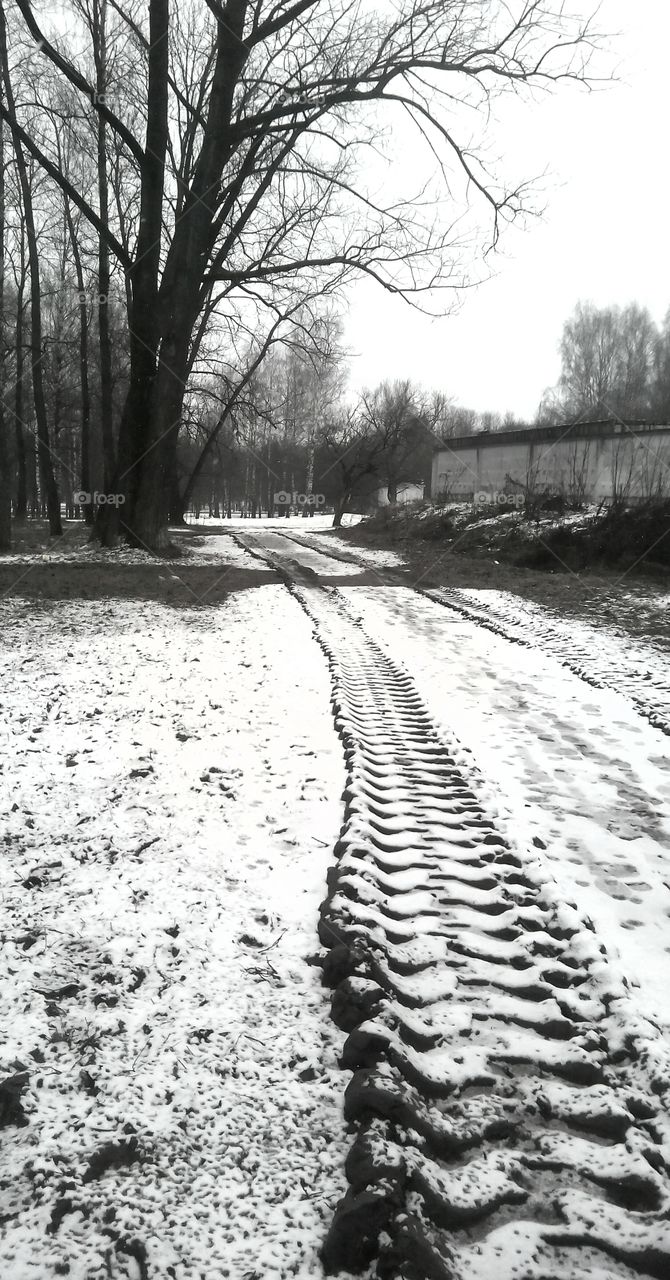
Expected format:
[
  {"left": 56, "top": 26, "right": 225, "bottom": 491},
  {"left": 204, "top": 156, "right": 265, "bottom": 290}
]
[{"left": 234, "top": 528, "right": 670, "bottom": 1280}]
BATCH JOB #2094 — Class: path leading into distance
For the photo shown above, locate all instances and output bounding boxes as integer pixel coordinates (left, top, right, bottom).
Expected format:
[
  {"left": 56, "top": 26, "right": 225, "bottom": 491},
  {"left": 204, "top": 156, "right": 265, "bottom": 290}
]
[{"left": 230, "top": 527, "right": 670, "bottom": 1280}]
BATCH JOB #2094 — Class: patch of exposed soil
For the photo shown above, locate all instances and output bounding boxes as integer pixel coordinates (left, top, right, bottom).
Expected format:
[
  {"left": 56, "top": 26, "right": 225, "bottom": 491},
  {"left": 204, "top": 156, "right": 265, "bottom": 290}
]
[{"left": 0, "top": 561, "right": 278, "bottom": 603}]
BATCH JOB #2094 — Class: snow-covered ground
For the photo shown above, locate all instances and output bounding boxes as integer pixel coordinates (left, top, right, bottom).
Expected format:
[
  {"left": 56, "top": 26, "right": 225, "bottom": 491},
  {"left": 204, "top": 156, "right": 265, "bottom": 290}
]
[
  {"left": 0, "top": 514, "right": 361, "bottom": 565},
  {"left": 338, "top": 583, "right": 670, "bottom": 1031},
  {"left": 183, "top": 514, "right": 362, "bottom": 530},
  {"left": 0, "top": 581, "right": 348, "bottom": 1279},
  {"left": 225, "top": 527, "right": 670, "bottom": 1278},
  {"left": 224, "top": 529, "right": 670, "bottom": 1037},
  {"left": 271, "top": 526, "right": 406, "bottom": 570},
  {"left": 3, "top": 521, "right": 670, "bottom": 1278}
]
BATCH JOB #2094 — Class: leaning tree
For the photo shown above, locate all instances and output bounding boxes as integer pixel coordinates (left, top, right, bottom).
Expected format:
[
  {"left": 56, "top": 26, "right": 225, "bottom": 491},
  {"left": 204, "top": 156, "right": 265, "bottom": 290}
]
[{"left": 2, "top": 0, "right": 602, "bottom": 549}]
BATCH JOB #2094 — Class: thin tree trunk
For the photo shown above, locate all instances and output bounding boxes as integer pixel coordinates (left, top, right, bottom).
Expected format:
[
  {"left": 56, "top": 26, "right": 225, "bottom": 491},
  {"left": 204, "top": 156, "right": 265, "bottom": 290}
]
[
  {"left": 181, "top": 433, "right": 217, "bottom": 513},
  {"left": 65, "top": 201, "right": 92, "bottom": 522},
  {"left": 13, "top": 259, "right": 27, "bottom": 520},
  {"left": 27, "top": 429, "right": 38, "bottom": 515},
  {"left": 50, "top": 216, "right": 69, "bottom": 513},
  {"left": 168, "top": 461, "right": 186, "bottom": 525},
  {"left": 302, "top": 441, "right": 315, "bottom": 517},
  {"left": 0, "top": 1, "right": 61, "bottom": 535},
  {"left": 67, "top": 432, "right": 77, "bottom": 517}
]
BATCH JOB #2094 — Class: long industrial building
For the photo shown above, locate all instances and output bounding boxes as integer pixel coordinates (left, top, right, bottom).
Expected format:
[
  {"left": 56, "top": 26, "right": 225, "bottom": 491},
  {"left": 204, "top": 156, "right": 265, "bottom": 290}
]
[{"left": 431, "top": 419, "right": 670, "bottom": 504}]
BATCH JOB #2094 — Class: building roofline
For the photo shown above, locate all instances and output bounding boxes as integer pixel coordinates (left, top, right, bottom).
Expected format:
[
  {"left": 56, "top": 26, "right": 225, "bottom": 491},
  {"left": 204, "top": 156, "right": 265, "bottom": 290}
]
[{"left": 433, "top": 419, "right": 670, "bottom": 453}]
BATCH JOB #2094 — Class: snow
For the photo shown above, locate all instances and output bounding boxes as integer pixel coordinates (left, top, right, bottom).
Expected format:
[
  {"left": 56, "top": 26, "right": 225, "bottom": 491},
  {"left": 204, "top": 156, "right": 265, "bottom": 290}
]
[
  {"left": 336, "top": 582, "right": 670, "bottom": 1033},
  {"left": 268, "top": 523, "right": 668, "bottom": 1040},
  {"left": 3, "top": 518, "right": 670, "bottom": 1277},
  {"left": 216, "top": 529, "right": 670, "bottom": 1071},
  {"left": 0, "top": 533, "right": 265, "bottom": 568},
  {"left": 0, "top": 586, "right": 349, "bottom": 1279},
  {"left": 444, "top": 585, "right": 670, "bottom": 731},
  {"left": 280, "top": 527, "right": 407, "bottom": 569},
  {"left": 184, "top": 514, "right": 362, "bottom": 530}
]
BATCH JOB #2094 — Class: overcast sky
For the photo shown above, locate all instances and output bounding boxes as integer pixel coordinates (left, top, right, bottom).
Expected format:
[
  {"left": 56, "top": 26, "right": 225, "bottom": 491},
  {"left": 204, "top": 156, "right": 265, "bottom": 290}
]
[{"left": 344, "top": 0, "right": 670, "bottom": 420}]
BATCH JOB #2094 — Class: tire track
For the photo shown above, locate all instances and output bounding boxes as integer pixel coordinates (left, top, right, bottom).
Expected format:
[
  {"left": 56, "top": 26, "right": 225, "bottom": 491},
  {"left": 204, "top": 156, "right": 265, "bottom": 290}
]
[
  {"left": 235, "top": 531, "right": 670, "bottom": 1280},
  {"left": 276, "top": 528, "right": 670, "bottom": 738},
  {"left": 424, "top": 586, "right": 670, "bottom": 742}
]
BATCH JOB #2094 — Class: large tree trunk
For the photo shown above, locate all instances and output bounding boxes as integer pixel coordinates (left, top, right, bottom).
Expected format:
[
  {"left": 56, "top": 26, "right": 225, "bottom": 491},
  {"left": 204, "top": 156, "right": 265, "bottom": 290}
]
[
  {"left": 50, "top": 221, "right": 69, "bottom": 514},
  {"left": 26, "top": 208, "right": 62, "bottom": 536},
  {"left": 105, "top": 0, "right": 249, "bottom": 551},
  {"left": 333, "top": 493, "right": 350, "bottom": 528},
  {"left": 0, "top": 2, "right": 61, "bottom": 536},
  {"left": 93, "top": 0, "right": 115, "bottom": 490},
  {"left": 95, "top": 0, "right": 169, "bottom": 548},
  {"left": 126, "top": 329, "right": 190, "bottom": 547}
]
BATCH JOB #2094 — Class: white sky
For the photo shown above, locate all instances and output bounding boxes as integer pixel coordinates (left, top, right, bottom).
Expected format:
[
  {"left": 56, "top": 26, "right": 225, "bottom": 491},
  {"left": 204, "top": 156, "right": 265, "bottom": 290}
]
[{"left": 344, "top": 0, "right": 670, "bottom": 419}]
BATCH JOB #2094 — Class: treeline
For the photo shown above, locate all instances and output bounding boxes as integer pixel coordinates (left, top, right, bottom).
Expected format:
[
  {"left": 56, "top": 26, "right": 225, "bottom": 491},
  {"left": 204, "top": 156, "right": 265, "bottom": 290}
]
[
  {"left": 0, "top": 125, "right": 517, "bottom": 534},
  {"left": 179, "top": 338, "right": 528, "bottom": 523},
  {"left": 541, "top": 302, "right": 670, "bottom": 424},
  {"left": 0, "top": 210, "right": 129, "bottom": 528},
  {"left": 181, "top": 360, "right": 478, "bottom": 526},
  {"left": 0, "top": 0, "right": 597, "bottom": 550}
]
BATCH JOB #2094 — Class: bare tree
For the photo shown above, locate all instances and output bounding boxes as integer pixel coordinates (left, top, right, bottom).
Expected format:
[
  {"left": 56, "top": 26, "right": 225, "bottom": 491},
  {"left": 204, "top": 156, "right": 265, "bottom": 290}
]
[
  {"left": 653, "top": 308, "right": 670, "bottom": 421},
  {"left": 359, "top": 380, "right": 430, "bottom": 504},
  {"left": 63, "top": 198, "right": 93, "bottom": 520},
  {"left": 318, "top": 407, "right": 391, "bottom": 527},
  {"left": 0, "top": 1, "right": 62, "bottom": 534},
  {"left": 6, "top": 0, "right": 601, "bottom": 549},
  {"left": 546, "top": 300, "right": 660, "bottom": 423},
  {"left": 618, "top": 303, "right": 657, "bottom": 417},
  {"left": 558, "top": 302, "right": 622, "bottom": 419},
  {"left": 11, "top": 210, "right": 29, "bottom": 520},
  {"left": 88, "top": 0, "right": 116, "bottom": 489}
]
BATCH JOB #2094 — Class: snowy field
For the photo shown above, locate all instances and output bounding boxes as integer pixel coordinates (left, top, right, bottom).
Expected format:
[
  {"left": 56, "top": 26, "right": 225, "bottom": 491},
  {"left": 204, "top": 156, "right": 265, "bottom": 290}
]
[
  {"left": 2, "top": 524, "right": 670, "bottom": 1279},
  {"left": 0, "top": 575, "right": 349, "bottom": 1279}
]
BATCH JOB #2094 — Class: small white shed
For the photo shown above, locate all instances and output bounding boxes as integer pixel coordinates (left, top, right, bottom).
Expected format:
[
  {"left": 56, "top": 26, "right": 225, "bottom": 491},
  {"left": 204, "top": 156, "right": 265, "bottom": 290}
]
[{"left": 375, "top": 481, "right": 425, "bottom": 507}]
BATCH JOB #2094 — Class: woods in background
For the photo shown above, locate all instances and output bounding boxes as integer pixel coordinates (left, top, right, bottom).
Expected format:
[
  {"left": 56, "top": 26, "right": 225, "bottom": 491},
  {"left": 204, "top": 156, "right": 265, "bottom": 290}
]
[
  {"left": 541, "top": 302, "right": 670, "bottom": 426},
  {"left": 0, "top": 0, "right": 601, "bottom": 549}
]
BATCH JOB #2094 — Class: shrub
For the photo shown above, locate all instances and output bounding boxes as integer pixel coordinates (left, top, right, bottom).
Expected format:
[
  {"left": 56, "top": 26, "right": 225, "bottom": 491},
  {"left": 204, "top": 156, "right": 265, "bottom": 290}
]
[{"left": 519, "top": 497, "right": 670, "bottom": 573}]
